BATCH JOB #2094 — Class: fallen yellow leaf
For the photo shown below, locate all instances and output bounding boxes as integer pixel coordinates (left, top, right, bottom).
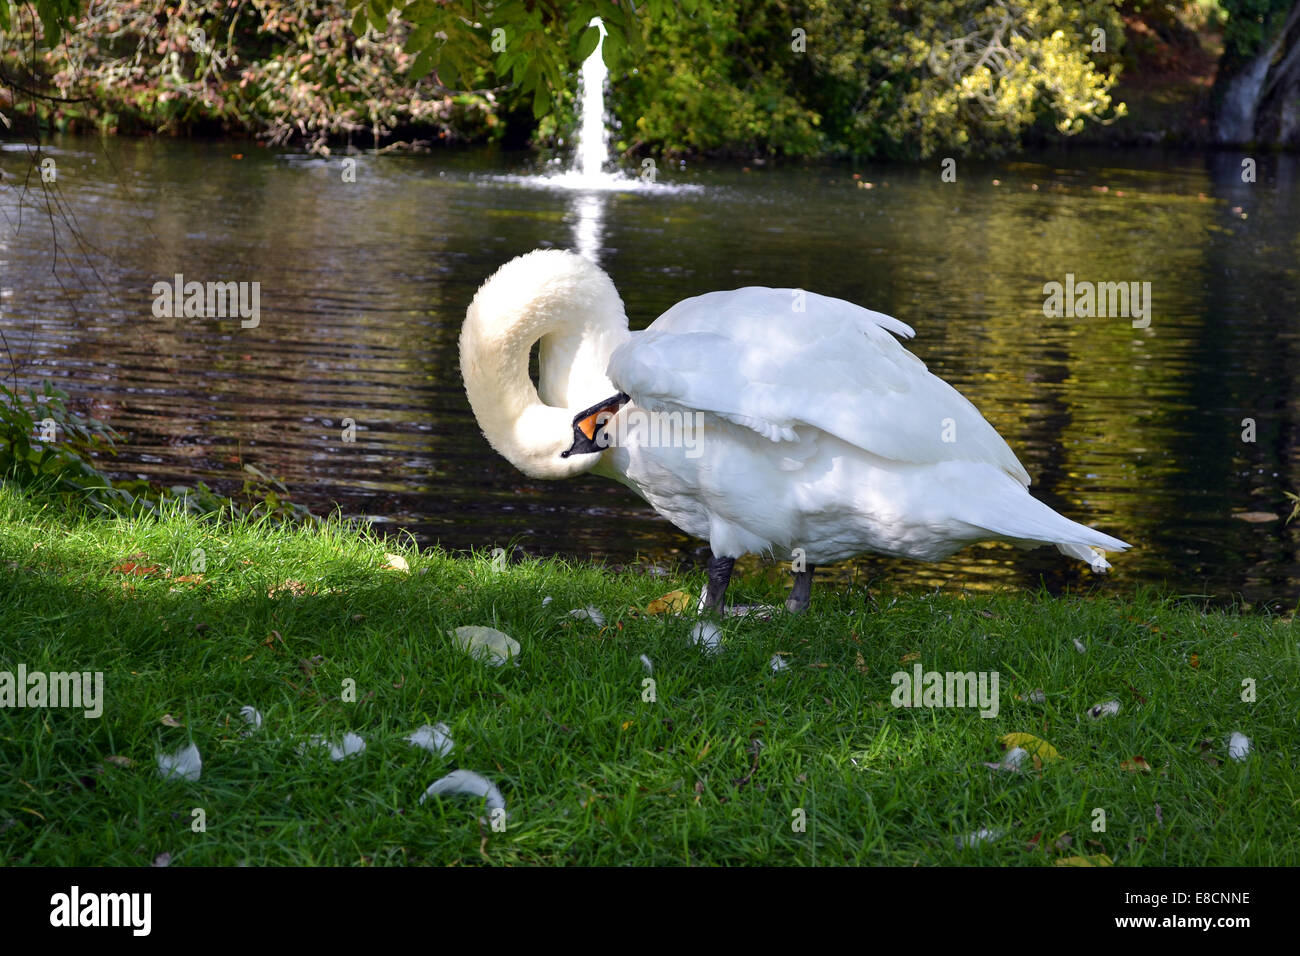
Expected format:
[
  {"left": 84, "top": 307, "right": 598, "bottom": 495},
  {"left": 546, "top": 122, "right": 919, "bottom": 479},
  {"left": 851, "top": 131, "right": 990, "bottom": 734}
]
[
  {"left": 999, "top": 733, "right": 1061, "bottom": 762},
  {"left": 646, "top": 590, "right": 690, "bottom": 615},
  {"left": 900, "top": 651, "right": 920, "bottom": 664},
  {"left": 1055, "top": 854, "right": 1113, "bottom": 867},
  {"left": 384, "top": 553, "right": 409, "bottom": 572}
]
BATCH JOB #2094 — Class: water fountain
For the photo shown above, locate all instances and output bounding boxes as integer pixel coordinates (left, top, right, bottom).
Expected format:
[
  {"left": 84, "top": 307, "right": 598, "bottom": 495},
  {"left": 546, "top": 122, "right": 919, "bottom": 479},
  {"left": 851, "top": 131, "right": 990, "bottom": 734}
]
[
  {"left": 574, "top": 18, "right": 616, "bottom": 184},
  {"left": 543, "top": 17, "right": 643, "bottom": 191},
  {"left": 488, "top": 17, "right": 695, "bottom": 261}
]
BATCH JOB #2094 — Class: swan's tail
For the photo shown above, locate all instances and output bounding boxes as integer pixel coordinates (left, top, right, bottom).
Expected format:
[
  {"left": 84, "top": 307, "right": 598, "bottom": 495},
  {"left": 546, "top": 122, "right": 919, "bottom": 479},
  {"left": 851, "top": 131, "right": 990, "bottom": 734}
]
[
  {"left": 1055, "top": 540, "right": 1126, "bottom": 573},
  {"left": 968, "top": 479, "right": 1130, "bottom": 573}
]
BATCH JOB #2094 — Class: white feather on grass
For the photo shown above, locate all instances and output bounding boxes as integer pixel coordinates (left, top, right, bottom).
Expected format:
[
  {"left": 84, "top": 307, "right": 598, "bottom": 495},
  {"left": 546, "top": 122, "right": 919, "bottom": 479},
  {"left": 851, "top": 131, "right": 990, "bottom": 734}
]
[
  {"left": 1228, "top": 732, "right": 1251, "bottom": 761},
  {"left": 691, "top": 621, "right": 722, "bottom": 654},
  {"left": 407, "top": 723, "right": 454, "bottom": 758},
  {"left": 158, "top": 743, "right": 202, "bottom": 782},
  {"left": 420, "top": 769, "right": 507, "bottom": 819}
]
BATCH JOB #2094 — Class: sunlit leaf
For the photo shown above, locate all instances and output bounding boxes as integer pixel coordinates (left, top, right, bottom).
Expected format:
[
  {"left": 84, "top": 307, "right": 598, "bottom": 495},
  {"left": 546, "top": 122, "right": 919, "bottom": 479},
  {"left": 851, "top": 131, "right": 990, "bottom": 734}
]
[
  {"left": 999, "top": 732, "right": 1060, "bottom": 761},
  {"left": 646, "top": 590, "right": 690, "bottom": 615}
]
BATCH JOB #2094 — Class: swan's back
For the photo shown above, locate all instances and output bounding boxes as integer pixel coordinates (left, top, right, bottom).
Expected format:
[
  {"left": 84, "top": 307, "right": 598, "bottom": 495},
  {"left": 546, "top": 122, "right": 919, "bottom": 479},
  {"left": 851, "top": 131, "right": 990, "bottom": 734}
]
[{"left": 608, "top": 287, "right": 1033, "bottom": 486}]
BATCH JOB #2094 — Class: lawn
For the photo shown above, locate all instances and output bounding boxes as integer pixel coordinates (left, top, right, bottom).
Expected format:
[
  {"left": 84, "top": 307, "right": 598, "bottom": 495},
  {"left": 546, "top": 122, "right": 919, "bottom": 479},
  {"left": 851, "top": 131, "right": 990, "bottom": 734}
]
[{"left": 0, "top": 485, "right": 1294, "bottom": 866}]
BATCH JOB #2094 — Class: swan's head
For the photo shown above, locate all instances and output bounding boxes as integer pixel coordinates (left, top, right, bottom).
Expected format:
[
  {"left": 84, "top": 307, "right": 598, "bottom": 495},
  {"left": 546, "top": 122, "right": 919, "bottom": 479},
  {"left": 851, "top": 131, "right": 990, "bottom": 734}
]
[{"left": 460, "top": 249, "right": 631, "bottom": 480}]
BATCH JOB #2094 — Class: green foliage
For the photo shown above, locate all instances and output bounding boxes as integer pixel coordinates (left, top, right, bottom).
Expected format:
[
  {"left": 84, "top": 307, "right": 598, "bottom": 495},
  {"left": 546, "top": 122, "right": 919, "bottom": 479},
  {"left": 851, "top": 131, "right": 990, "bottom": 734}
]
[
  {"left": 1284, "top": 490, "right": 1300, "bottom": 526},
  {"left": 0, "top": 0, "right": 79, "bottom": 42},
  {"left": 0, "top": 380, "right": 129, "bottom": 513},
  {"left": 391, "top": 0, "right": 698, "bottom": 119},
  {"left": 798, "top": 0, "right": 1129, "bottom": 158},
  {"left": 0, "top": 380, "right": 312, "bottom": 522},
  {"left": 4, "top": 0, "right": 1248, "bottom": 159},
  {"left": 601, "top": 0, "right": 1129, "bottom": 158},
  {"left": 616, "top": 3, "right": 825, "bottom": 156},
  {"left": 1219, "top": 0, "right": 1295, "bottom": 61},
  {"left": 3, "top": 0, "right": 498, "bottom": 150}
]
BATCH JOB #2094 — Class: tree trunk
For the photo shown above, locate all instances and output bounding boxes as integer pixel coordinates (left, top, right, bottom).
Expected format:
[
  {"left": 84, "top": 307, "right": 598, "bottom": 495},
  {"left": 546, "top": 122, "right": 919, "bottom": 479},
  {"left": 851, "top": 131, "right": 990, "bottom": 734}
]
[
  {"left": 1215, "top": 0, "right": 1300, "bottom": 146},
  {"left": 1257, "top": 17, "right": 1300, "bottom": 145}
]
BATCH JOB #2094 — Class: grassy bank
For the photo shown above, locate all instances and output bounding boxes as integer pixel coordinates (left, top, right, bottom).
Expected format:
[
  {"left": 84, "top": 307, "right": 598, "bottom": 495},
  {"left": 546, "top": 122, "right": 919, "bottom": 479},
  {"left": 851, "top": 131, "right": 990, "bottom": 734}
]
[{"left": 0, "top": 484, "right": 1294, "bottom": 866}]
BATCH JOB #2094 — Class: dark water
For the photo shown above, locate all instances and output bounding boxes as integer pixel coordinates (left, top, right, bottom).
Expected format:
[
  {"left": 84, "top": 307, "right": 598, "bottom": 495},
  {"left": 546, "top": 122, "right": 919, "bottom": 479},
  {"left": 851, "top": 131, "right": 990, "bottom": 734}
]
[{"left": 2, "top": 137, "right": 1299, "bottom": 601}]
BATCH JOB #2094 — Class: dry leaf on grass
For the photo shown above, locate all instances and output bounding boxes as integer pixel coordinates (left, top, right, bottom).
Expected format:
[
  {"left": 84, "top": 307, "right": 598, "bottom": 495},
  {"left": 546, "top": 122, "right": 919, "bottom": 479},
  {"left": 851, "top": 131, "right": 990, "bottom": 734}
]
[
  {"left": 646, "top": 590, "right": 690, "bottom": 615},
  {"left": 999, "top": 733, "right": 1060, "bottom": 764},
  {"left": 1055, "top": 854, "right": 1113, "bottom": 867},
  {"left": 268, "top": 580, "right": 308, "bottom": 598}
]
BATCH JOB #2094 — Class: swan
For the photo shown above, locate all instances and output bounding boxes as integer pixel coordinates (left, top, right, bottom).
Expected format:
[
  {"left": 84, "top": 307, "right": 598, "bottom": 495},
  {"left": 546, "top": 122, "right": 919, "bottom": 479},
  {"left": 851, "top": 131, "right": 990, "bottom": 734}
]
[{"left": 459, "top": 249, "right": 1129, "bottom": 613}]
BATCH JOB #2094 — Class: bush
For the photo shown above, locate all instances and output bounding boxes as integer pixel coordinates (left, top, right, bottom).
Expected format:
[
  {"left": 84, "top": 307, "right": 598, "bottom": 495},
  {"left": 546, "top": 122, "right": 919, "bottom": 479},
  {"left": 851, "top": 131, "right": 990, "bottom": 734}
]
[{"left": 0, "top": 379, "right": 313, "bottom": 521}]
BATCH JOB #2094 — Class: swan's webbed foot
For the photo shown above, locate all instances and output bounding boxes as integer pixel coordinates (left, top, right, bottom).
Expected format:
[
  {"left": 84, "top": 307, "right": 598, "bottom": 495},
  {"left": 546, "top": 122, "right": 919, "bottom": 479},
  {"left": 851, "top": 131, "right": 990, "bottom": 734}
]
[
  {"left": 701, "top": 555, "right": 735, "bottom": 614},
  {"left": 785, "top": 565, "right": 817, "bottom": 614}
]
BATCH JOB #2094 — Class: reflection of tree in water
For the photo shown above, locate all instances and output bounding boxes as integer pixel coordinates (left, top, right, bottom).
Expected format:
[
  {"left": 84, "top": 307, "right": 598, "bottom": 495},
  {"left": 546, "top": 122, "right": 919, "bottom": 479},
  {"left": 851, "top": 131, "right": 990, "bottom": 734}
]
[{"left": 1188, "top": 151, "right": 1300, "bottom": 601}]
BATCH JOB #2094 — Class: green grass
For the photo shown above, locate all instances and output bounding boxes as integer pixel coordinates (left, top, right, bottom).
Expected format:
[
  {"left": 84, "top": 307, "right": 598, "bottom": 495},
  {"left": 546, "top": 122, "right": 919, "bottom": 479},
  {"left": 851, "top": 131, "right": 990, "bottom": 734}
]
[{"left": 0, "top": 484, "right": 1295, "bottom": 866}]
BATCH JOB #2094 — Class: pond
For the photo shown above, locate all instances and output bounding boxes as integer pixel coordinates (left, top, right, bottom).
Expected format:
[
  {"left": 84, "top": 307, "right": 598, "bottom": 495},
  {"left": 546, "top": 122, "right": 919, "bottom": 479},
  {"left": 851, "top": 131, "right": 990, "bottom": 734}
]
[{"left": 2, "top": 137, "right": 1298, "bottom": 602}]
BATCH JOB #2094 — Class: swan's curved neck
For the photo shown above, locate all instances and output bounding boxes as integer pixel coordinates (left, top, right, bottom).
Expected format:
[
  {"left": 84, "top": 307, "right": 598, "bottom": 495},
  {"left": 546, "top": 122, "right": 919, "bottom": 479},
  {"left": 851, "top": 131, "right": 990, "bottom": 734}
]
[{"left": 460, "top": 252, "right": 631, "bottom": 480}]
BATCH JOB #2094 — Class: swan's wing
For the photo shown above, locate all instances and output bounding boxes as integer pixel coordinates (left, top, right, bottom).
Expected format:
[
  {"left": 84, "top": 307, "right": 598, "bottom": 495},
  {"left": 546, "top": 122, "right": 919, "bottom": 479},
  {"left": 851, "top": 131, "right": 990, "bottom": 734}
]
[{"left": 606, "top": 287, "right": 1033, "bottom": 486}]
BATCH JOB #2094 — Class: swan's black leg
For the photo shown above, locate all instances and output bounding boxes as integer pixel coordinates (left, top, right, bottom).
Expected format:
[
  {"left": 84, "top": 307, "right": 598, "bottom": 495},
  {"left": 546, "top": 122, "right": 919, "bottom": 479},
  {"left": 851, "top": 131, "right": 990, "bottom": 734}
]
[
  {"left": 786, "top": 565, "right": 817, "bottom": 614},
  {"left": 702, "top": 555, "right": 735, "bottom": 614}
]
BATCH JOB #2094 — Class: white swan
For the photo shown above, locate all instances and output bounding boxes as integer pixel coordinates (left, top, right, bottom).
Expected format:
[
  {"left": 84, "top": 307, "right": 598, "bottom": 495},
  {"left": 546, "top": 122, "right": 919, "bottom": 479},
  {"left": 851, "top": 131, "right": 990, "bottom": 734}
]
[{"left": 459, "top": 249, "right": 1129, "bottom": 612}]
